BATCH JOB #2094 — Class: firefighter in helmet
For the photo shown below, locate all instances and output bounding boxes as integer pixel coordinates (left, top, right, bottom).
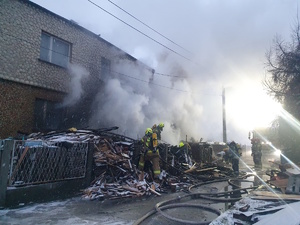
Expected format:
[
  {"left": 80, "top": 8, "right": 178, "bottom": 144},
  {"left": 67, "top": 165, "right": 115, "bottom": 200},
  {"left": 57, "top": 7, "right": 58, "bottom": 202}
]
[
  {"left": 249, "top": 131, "right": 262, "bottom": 168},
  {"left": 172, "top": 141, "right": 192, "bottom": 166},
  {"left": 152, "top": 122, "right": 164, "bottom": 140},
  {"left": 138, "top": 128, "right": 161, "bottom": 181},
  {"left": 251, "top": 138, "right": 262, "bottom": 168},
  {"left": 228, "top": 141, "right": 242, "bottom": 176},
  {"left": 179, "top": 141, "right": 185, "bottom": 148}
]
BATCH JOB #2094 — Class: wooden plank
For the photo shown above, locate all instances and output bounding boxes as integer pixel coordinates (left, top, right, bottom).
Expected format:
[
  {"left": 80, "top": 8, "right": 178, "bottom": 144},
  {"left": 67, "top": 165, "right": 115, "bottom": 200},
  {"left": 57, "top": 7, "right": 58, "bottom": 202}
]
[
  {"left": 251, "top": 191, "right": 300, "bottom": 200},
  {"left": 269, "top": 178, "right": 288, "bottom": 188},
  {"left": 251, "top": 196, "right": 300, "bottom": 201},
  {"left": 196, "top": 167, "right": 217, "bottom": 172},
  {"left": 148, "top": 186, "right": 161, "bottom": 196}
]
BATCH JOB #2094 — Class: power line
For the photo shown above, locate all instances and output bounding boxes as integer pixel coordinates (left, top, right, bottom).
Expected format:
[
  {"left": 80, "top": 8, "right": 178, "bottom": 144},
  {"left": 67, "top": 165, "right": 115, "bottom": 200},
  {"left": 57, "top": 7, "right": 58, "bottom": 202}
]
[
  {"left": 111, "top": 70, "right": 220, "bottom": 96},
  {"left": 2, "top": 32, "right": 184, "bottom": 79},
  {"left": 106, "top": 0, "right": 192, "bottom": 55},
  {"left": 111, "top": 70, "right": 190, "bottom": 93},
  {"left": 155, "top": 72, "right": 184, "bottom": 78},
  {"left": 2, "top": 32, "right": 219, "bottom": 96},
  {"left": 87, "top": 0, "right": 193, "bottom": 62}
]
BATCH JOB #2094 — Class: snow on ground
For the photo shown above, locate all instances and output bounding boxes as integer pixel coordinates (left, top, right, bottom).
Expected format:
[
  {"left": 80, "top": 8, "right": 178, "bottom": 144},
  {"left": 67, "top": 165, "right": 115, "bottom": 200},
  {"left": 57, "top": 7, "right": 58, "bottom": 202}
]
[
  {"left": 210, "top": 196, "right": 300, "bottom": 225},
  {"left": 254, "top": 201, "right": 300, "bottom": 225},
  {"left": 0, "top": 198, "right": 133, "bottom": 225},
  {"left": 210, "top": 197, "right": 271, "bottom": 225}
]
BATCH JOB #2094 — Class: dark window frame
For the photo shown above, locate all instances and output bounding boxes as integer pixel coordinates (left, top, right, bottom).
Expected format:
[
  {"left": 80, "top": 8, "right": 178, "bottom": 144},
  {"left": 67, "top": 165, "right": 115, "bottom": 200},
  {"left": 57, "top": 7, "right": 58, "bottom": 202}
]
[
  {"left": 39, "top": 31, "right": 71, "bottom": 68},
  {"left": 34, "top": 98, "right": 63, "bottom": 131}
]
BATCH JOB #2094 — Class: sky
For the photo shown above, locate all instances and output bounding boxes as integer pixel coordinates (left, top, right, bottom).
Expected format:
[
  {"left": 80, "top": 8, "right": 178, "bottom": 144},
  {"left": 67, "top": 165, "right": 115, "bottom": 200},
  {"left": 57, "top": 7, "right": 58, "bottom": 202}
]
[{"left": 30, "top": 0, "right": 298, "bottom": 145}]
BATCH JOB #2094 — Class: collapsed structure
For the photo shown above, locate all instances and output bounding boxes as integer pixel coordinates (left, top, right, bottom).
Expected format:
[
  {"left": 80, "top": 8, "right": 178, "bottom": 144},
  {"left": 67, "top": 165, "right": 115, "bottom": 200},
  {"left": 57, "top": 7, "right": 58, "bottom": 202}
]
[
  {"left": 2, "top": 126, "right": 300, "bottom": 224},
  {"left": 1, "top": 127, "right": 233, "bottom": 201}
]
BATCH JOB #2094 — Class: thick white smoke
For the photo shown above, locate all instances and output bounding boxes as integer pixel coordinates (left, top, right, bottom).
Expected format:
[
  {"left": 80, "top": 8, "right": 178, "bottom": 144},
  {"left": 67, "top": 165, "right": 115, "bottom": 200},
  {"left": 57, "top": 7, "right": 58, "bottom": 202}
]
[
  {"left": 61, "top": 64, "right": 90, "bottom": 107},
  {"left": 89, "top": 51, "right": 221, "bottom": 145},
  {"left": 31, "top": 0, "right": 298, "bottom": 145}
]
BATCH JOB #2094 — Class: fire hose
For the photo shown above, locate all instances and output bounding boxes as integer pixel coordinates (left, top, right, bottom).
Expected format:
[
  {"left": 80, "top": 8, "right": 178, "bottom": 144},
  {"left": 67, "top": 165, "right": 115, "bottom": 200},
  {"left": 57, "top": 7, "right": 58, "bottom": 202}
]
[{"left": 134, "top": 175, "right": 257, "bottom": 225}]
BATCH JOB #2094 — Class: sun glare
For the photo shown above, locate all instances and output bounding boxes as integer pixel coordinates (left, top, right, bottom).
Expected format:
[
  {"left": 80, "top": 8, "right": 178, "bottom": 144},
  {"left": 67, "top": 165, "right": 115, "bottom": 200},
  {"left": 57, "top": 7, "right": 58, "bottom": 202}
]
[{"left": 226, "top": 86, "right": 281, "bottom": 131}]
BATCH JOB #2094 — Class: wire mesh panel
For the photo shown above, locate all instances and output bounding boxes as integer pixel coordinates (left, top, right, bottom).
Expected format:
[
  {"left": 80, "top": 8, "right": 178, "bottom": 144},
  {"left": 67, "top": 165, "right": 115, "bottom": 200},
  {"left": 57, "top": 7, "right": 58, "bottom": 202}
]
[
  {"left": 0, "top": 140, "right": 4, "bottom": 151},
  {"left": 8, "top": 141, "right": 88, "bottom": 186}
]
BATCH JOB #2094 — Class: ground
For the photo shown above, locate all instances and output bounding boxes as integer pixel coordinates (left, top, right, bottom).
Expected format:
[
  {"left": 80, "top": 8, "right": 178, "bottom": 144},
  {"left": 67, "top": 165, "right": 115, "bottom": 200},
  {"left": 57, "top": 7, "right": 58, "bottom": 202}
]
[{"left": 0, "top": 147, "right": 280, "bottom": 225}]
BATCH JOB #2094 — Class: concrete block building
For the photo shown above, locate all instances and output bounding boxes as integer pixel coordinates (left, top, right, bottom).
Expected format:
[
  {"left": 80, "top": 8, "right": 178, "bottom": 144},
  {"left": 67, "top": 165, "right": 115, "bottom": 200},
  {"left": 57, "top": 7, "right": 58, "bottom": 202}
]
[{"left": 0, "top": 0, "right": 153, "bottom": 138}]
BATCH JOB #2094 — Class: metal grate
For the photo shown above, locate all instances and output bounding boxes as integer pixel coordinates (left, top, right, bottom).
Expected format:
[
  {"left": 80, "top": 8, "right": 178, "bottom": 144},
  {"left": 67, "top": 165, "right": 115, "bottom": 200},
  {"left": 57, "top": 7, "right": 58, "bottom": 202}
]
[
  {"left": 8, "top": 140, "right": 88, "bottom": 186},
  {"left": 0, "top": 139, "right": 4, "bottom": 151}
]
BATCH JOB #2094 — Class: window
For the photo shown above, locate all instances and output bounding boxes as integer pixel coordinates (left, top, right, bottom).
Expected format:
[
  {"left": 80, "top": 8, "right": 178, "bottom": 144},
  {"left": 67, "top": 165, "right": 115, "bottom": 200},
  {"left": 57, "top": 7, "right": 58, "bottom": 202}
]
[
  {"left": 34, "top": 99, "right": 62, "bottom": 131},
  {"left": 40, "top": 32, "right": 71, "bottom": 68},
  {"left": 101, "top": 57, "right": 111, "bottom": 80}
]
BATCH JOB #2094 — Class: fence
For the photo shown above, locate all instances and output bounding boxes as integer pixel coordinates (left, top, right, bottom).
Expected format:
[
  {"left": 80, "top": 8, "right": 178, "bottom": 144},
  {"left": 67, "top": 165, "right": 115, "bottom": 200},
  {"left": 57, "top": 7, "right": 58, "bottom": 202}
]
[
  {"left": 8, "top": 140, "right": 89, "bottom": 186},
  {"left": 0, "top": 139, "right": 92, "bottom": 207}
]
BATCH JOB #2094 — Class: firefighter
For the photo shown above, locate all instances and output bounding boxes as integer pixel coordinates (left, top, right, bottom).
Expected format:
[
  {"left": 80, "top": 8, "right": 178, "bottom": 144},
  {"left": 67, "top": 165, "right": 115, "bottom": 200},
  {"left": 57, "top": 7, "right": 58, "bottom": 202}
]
[
  {"left": 138, "top": 128, "right": 161, "bottom": 181},
  {"left": 228, "top": 141, "right": 242, "bottom": 176},
  {"left": 152, "top": 122, "right": 164, "bottom": 140},
  {"left": 173, "top": 141, "right": 192, "bottom": 166},
  {"left": 251, "top": 138, "right": 262, "bottom": 168},
  {"left": 179, "top": 141, "right": 192, "bottom": 151}
]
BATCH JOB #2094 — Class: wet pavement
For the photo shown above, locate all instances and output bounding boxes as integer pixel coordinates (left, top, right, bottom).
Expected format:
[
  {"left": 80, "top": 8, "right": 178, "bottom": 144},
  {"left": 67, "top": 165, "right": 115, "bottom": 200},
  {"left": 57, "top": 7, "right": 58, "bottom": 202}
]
[
  {"left": 0, "top": 186, "right": 230, "bottom": 225},
  {"left": 0, "top": 147, "right": 280, "bottom": 225}
]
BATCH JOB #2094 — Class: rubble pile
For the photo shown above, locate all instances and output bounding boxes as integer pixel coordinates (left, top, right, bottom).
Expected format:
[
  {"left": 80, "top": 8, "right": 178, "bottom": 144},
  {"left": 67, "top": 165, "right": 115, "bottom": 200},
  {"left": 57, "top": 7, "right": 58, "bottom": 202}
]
[
  {"left": 83, "top": 138, "right": 162, "bottom": 200},
  {"left": 81, "top": 135, "right": 234, "bottom": 200},
  {"left": 266, "top": 160, "right": 300, "bottom": 195},
  {"left": 162, "top": 143, "right": 234, "bottom": 182},
  {"left": 16, "top": 128, "right": 235, "bottom": 200}
]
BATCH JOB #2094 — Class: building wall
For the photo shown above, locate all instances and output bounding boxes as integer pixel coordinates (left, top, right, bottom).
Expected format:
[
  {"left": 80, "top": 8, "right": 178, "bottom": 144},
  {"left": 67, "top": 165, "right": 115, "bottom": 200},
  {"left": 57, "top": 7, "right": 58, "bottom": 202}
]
[
  {"left": 0, "top": 79, "right": 65, "bottom": 138},
  {"left": 0, "top": 0, "right": 153, "bottom": 138},
  {"left": 0, "top": 0, "right": 127, "bottom": 92}
]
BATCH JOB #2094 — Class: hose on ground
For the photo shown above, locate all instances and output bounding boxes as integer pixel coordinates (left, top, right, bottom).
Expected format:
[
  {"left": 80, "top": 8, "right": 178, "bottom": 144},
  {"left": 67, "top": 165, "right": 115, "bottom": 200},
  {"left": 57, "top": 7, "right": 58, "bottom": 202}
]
[
  {"left": 133, "top": 202, "right": 221, "bottom": 225},
  {"left": 134, "top": 174, "right": 257, "bottom": 225},
  {"left": 133, "top": 185, "right": 257, "bottom": 225},
  {"left": 155, "top": 203, "right": 221, "bottom": 225}
]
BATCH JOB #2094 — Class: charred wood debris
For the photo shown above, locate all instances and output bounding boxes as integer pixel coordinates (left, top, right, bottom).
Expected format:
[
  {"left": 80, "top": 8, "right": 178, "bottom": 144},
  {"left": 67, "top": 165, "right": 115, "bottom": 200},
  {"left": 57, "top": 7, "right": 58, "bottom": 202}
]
[{"left": 22, "top": 127, "right": 234, "bottom": 201}]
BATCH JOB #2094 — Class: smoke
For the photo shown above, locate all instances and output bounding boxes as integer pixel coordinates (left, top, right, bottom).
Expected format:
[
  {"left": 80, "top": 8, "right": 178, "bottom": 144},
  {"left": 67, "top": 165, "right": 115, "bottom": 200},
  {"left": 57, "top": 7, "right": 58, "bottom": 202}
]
[
  {"left": 31, "top": 0, "right": 299, "bottom": 145},
  {"left": 61, "top": 64, "right": 90, "bottom": 107},
  {"left": 89, "top": 51, "right": 221, "bottom": 145},
  {"left": 89, "top": 77, "right": 149, "bottom": 136}
]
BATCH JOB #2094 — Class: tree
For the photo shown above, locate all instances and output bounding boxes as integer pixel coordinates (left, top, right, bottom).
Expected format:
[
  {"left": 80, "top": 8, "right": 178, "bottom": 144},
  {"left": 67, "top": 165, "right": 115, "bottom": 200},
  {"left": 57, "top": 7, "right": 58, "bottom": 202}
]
[{"left": 264, "top": 21, "right": 300, "bottom": 163}]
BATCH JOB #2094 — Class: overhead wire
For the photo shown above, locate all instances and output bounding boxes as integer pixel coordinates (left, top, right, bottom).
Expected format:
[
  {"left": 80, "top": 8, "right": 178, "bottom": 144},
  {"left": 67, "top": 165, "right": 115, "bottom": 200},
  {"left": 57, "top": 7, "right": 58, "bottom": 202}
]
[
  {"left": 87, "top": 0, "right": 194, "bottom": 62},
  {"left": 106, "top": 0, "right": 193, "bottom": 55},
  {"left": 154, "top": 72, "right": 183, "bottom": 78},
  {"left": 110, "top": 70, "right": 221, "bottom": 96},
  {"left": 112, "top": 70, "right": 190, "bottom": 93},
  {"left": 2, "top": 32, "right": 220, "bottom": 96},
  {"left": 1, "top": 32, "right": 183, "bottom": 79}
]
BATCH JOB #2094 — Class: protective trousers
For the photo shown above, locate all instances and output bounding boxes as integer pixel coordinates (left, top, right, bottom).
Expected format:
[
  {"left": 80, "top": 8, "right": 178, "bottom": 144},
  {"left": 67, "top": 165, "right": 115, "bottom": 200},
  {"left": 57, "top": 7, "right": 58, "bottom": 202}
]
[
  {"left": 138, "top": 151, "right": 160, "bottom": 178},
  {"left": 232, "top": 158, "right": 239, "bottom": 175}
]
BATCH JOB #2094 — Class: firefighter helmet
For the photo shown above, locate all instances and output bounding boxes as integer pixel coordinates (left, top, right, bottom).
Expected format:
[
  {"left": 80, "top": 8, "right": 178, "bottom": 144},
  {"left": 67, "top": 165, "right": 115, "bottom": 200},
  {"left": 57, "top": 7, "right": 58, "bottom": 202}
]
[
  {"left": 158, "top": 122, "right": 164, "bottom": 128},
  {"left": 179, "top": 141, "right": 184, "bottom": 148},
  {"left": 145, "top": 128, "right": 153, "bottom": 135}
]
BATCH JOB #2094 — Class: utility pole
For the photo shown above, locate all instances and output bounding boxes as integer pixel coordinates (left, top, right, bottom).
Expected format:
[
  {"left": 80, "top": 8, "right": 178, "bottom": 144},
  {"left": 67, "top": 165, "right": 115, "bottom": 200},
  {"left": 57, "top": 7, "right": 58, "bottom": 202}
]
[{"left": 222, "top": 87, "right": 227, "bottom": 143}]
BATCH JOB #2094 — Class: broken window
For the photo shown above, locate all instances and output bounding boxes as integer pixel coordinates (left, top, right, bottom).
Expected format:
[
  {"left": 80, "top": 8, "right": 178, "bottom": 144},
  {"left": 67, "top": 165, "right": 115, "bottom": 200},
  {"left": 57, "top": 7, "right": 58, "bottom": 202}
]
[{"left": 39, "top": 31, "right": 71, "bottom": 68}]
